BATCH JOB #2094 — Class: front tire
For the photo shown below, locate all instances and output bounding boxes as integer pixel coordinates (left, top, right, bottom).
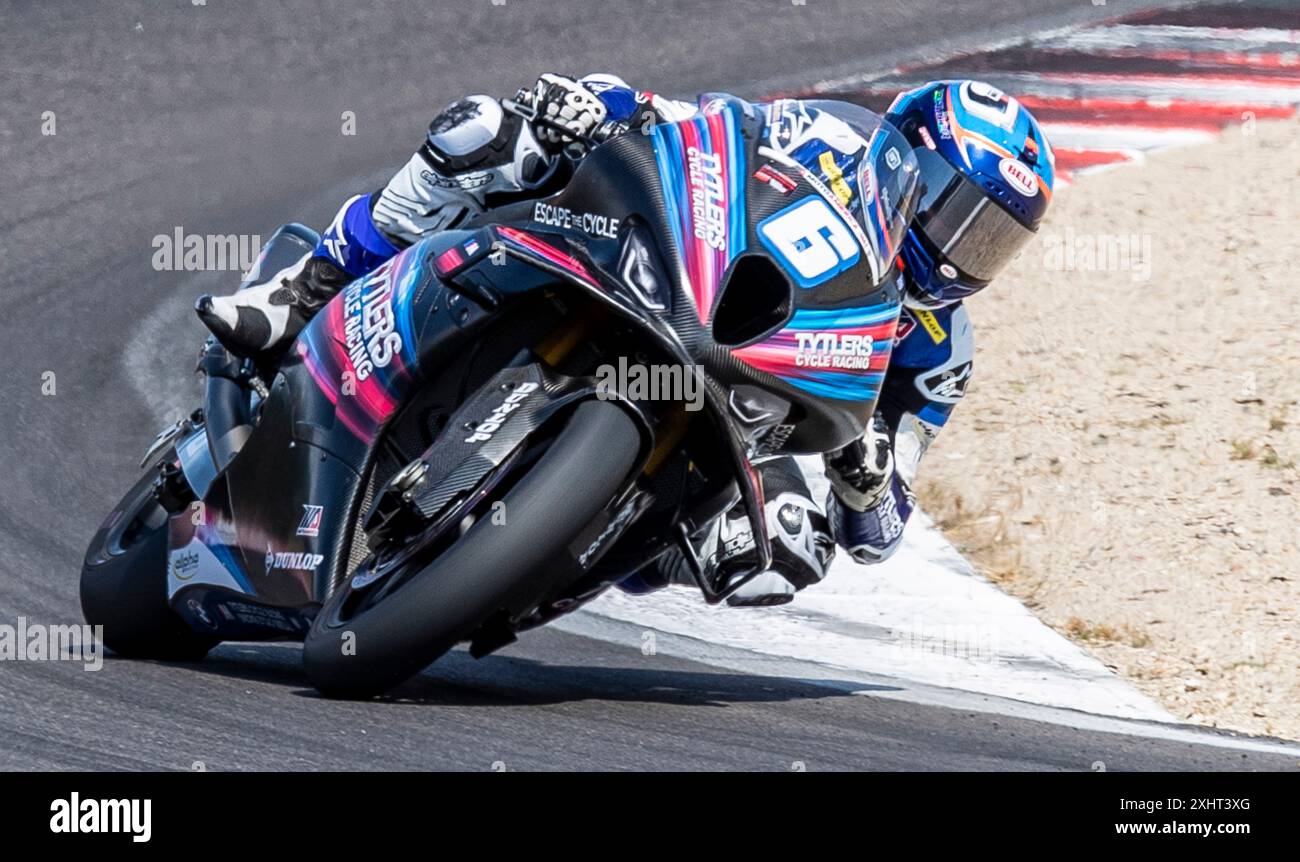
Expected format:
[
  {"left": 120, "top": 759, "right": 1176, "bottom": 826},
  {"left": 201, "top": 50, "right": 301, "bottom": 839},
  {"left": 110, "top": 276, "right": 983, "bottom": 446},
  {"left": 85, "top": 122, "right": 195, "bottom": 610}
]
[
  {"left": 81, "top": 466, "right": 218, "bottom": 661},
  {"left": 303, "top": 400, "right": 641, "bottom": 698}
]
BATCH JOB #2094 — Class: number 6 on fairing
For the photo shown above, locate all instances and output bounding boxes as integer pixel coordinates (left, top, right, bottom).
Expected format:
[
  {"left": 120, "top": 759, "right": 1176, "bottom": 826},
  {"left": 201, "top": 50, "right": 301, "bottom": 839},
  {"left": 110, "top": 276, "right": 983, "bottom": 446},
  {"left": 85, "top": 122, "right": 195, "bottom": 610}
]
[{"left": 757, "top": 196, "right": 861, "bottom": 288}]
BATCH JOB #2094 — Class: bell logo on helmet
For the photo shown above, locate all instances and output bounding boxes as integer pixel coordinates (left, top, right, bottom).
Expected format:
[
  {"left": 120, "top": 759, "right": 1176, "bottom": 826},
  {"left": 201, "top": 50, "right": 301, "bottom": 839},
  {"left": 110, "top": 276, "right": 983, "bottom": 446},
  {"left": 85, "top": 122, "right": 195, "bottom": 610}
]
[{"left": 998, "top": 157, "right": 1039, "bottom": 198}]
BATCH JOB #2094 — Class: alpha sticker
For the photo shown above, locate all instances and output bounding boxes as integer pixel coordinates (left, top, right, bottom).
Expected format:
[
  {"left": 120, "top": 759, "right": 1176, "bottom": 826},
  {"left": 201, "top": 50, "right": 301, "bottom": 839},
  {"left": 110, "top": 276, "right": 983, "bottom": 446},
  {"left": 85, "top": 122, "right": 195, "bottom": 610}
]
[
  {"left": 170, "top": 550, "right": 200, "bottom": 581},
  {"left": 166, "top": 538, "right": 246, "bottom": 600}
]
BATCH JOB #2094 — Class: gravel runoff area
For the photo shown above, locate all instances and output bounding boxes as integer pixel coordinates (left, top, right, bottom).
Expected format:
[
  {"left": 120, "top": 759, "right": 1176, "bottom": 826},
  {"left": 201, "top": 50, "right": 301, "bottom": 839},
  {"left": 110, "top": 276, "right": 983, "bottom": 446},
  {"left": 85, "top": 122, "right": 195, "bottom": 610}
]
[{"left": 916, "top": 117, "right": 1300, "bottom": 740}]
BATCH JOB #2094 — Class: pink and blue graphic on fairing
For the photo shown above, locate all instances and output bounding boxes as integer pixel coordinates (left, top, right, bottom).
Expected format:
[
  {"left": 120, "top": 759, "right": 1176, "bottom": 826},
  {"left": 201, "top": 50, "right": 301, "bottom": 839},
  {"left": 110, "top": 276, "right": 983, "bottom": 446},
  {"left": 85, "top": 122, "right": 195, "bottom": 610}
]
[
  {"left": 493, "top": 226, "right": 603, "bottom": 290},
  {"left": 732, "top": 304, "right": 900, "bottom": 401},
  {"left": 652, "top": 101, "right": 747, "bottom": 324},
  {"left": 295, "top": 246, "right": 424, "bottom": 440}
]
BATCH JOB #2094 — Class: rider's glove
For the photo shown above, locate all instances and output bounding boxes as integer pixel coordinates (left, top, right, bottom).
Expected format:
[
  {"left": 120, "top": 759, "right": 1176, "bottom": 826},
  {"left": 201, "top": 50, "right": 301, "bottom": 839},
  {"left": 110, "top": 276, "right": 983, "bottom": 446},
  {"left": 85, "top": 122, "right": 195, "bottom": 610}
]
[
  {"left": 530, "top": 73, "right": 609, "bottom": 151},
  {"left": 823, "top": 413, "right": 895, "bottom": 513}
]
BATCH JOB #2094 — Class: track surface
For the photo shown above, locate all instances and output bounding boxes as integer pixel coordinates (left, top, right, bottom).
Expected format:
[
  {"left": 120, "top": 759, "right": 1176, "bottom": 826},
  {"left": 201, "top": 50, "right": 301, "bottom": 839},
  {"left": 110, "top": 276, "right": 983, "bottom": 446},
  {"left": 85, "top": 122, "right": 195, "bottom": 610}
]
[{"left": 1, "top": 0, "right": 1293, "bottom": 770}]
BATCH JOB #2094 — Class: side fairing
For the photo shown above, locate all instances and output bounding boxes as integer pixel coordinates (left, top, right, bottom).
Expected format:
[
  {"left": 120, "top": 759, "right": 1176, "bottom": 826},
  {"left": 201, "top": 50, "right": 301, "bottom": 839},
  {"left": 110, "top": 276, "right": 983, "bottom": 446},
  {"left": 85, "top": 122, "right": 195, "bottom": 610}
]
[
  {"left": 731, "top": 304, "right": 899, "bottom": 403},
  {"left": 294, "top": 248, "right": 428, "bottom": 442},
  {"left": 165, "top": 236, "right": 479, "bottom": 626}
]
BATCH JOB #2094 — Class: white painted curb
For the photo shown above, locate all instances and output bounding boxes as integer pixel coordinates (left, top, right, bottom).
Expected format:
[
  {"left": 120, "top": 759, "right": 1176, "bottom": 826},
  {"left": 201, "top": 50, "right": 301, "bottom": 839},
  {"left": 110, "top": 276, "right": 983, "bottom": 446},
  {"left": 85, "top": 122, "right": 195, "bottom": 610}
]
[{"left": 571, "top": 458, "right": 1173, "bottom": 722}]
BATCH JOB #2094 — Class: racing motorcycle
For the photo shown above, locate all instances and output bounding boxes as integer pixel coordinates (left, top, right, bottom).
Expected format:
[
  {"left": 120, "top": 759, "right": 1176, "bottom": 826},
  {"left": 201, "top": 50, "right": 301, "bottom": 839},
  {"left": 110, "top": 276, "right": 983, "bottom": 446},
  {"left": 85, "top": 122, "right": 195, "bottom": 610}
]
[{"left": 81, "top": 94, "right": 919, "bottom": 697}]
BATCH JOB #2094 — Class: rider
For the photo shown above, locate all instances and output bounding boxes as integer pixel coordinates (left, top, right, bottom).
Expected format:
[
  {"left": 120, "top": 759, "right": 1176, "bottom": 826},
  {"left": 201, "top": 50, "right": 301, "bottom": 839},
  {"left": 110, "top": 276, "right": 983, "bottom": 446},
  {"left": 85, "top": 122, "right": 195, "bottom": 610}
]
[{"left": 196, "top": 74, "right": 1054, "bottom": 606}]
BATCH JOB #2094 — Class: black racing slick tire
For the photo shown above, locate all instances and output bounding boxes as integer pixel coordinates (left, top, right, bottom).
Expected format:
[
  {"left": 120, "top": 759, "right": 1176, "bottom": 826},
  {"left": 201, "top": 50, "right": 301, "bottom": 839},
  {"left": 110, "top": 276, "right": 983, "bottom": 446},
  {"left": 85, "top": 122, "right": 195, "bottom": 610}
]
[
  {"left": 302, "top": 400, "right": 641, "bottom": 698},
  {"left": 80, "top": 467, "right": 219, "bottom": 661}
]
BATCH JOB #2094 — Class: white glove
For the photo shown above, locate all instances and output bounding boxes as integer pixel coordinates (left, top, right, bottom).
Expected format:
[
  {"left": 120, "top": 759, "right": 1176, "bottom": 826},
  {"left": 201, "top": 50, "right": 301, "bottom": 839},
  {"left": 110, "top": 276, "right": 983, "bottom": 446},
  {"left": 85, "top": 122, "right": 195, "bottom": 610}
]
[
  {"left": 530, "top": 73, "right": 608, "bottom": 150},
  {"left": 824, "top": 414, "right": 895, "bottom": 512}
]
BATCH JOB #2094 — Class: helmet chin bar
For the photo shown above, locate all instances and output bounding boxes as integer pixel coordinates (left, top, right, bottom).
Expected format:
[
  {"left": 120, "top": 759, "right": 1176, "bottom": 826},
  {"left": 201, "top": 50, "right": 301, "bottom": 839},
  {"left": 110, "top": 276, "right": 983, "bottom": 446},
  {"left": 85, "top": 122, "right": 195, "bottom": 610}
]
[
  {"left": 899, "top": 226, "right": 991, "bottom": 311},
  {"left": 901, "top": 272, "right": 989, "bottom": 311}
]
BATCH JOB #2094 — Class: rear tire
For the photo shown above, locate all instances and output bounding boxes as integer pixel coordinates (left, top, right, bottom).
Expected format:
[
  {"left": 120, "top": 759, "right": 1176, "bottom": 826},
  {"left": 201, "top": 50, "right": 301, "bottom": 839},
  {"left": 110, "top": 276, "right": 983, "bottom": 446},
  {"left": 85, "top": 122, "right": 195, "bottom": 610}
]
[
  {"left": 303, "top": 400, "right": 641, "bottom": 698},
  {"left": 81, "top": 467, "right": 218, "bottom": 661}
]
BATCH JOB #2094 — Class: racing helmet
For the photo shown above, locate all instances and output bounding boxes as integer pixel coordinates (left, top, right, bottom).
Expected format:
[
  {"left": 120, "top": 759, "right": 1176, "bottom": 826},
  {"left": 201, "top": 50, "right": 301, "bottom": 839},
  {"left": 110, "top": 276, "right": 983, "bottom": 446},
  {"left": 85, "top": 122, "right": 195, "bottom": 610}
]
[{"left": 885, "top": 80, "right": 1055, "bottom": 309}]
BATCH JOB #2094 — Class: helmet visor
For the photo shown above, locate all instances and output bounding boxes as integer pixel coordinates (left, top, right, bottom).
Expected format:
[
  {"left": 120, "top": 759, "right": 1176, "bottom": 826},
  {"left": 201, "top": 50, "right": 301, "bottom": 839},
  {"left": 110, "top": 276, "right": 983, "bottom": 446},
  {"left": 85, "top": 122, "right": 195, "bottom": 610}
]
[{"left": 913, "top": 149, "right": 1035, "bottom": 281}]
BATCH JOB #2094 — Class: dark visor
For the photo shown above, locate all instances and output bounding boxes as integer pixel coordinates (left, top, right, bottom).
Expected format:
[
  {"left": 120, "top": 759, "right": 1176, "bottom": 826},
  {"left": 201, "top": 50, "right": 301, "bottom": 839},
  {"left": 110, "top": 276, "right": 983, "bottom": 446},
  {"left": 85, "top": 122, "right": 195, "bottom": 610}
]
[{"left": 912, "top": 148, "right": 1036, "bottom": 281}]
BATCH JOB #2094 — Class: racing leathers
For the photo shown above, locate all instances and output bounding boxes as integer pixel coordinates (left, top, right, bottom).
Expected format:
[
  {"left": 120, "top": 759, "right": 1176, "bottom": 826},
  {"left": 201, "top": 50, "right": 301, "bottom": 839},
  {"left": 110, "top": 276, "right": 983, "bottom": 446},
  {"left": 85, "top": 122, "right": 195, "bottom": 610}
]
[{"left": 195, "top": 74, "right": 971, "bottom": 605}]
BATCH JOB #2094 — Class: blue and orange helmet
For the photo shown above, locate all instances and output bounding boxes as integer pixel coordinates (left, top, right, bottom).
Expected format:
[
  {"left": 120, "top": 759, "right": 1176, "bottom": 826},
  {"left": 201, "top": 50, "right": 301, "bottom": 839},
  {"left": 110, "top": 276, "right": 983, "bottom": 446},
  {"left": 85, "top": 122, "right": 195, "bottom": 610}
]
[{"left": 885, "top": 80, "right": 1055, "bottom": 309}]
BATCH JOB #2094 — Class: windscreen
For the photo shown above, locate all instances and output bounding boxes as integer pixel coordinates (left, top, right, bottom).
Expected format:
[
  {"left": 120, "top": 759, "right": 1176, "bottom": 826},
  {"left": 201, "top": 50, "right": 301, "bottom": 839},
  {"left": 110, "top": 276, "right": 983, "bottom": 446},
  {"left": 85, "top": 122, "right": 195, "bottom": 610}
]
[{"left": 801, "top": 101, "right": 920, "bottom": 284}]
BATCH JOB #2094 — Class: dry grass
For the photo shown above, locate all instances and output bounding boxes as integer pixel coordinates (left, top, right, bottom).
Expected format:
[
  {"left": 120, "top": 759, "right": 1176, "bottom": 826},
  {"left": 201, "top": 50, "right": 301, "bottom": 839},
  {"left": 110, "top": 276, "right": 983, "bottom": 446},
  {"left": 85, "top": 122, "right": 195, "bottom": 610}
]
[
  {"left": 1259, "top": 446, "right": 1296, "bottom": 470},
  {"left": 1063, "top": 616, "right": 1152, "bottom": 649},
  {"left": 915, "top": 480, "right": 1023, "bottom": 585}
]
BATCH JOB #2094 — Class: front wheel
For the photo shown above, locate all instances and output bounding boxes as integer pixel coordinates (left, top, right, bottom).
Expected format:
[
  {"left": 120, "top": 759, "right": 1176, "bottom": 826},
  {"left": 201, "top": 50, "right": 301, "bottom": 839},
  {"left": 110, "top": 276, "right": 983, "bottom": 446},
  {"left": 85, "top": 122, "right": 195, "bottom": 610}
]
[
  {"left": 81, "top": 465, "right": 218, "bottom": 661},
  {"left": 303, "top": 399, "right": 641, "bottom": 698}
]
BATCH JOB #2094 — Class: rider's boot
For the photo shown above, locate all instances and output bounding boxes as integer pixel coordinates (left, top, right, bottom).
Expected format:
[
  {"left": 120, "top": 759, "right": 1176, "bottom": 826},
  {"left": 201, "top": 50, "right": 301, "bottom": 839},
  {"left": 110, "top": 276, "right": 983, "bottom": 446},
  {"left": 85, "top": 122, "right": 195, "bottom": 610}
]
[
  {"left": 725, "top": 457, "right": 835, "bottom": 607},
  {"left": 194, "top": 254, "right": 352, "bottom": 358}
]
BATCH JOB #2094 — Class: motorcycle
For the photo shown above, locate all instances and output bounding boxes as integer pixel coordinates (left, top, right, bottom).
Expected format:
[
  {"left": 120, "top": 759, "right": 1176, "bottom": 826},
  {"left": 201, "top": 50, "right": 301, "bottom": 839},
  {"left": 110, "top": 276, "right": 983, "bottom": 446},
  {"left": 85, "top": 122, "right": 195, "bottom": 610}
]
[{"left": 81, "top": 94, "right": 918, "bottom": 697}]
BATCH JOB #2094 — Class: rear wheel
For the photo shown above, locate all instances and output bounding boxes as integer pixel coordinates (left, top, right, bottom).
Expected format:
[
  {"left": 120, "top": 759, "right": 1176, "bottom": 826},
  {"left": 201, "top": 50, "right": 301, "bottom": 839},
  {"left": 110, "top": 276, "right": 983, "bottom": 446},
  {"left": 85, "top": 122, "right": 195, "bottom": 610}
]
[
  {"left": 303, "top": 400, "right": 640, "bottom": 698},
  {"left": 80, "top": 465, "right": 218, "bottom": 661}
]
